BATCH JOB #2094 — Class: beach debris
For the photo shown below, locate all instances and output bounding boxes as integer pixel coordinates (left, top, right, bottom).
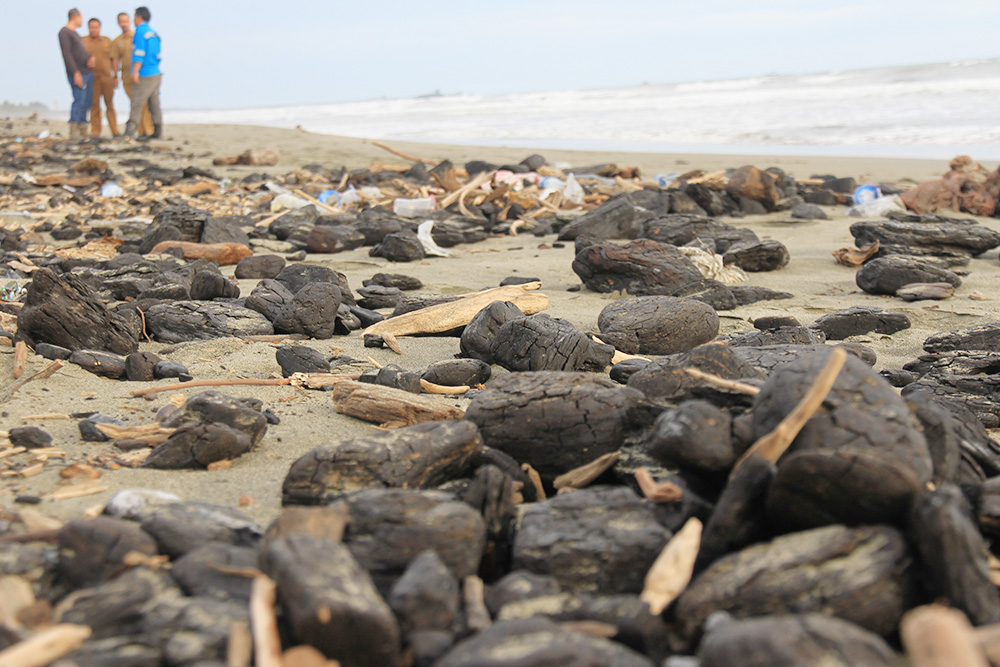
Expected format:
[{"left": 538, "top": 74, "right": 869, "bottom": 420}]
[
  {"left": 234, "top": 254, "right": 285, "bottom": 279},
  {"left": 900, "top": 155, "right": 999, "bottom": 217},
  {"left": 212, "top": 148, "right": 279, "bottom": 166},
  {"left": 645, "top": 400, "right": 735, "bottom": 473},
  {"left": 331, "top": 380, "right": 464, "bottom": 427},
  {"left": 490, "top": 314, "right": 614, "bottom": 372},
  {"left": 145, "top": 300, "right": 274, "bottom": 343}
]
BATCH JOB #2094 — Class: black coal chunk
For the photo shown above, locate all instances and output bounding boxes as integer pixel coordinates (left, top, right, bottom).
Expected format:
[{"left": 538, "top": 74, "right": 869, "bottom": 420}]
[
  {"left": 275, "top": 345, "right": 330, "bottom": 377},
  {"left": 189, "top": 271, "right": 239, "bottom": 300},
  {"left": 465, "top": 371, "right": 646, "bottom": 482},
  {"left": 234, "top": 254, "right": 285, "bottom": 279},
  {"left": 139, "top": 501, "right": 261, "bottom": 558},
  {"left": 374, "top": 231, "right": 425, "bottom": 262},
  {"left": 162, "top": 390, "right": 268, "bottom": 445},
  {"left": 16, "top": 267, "right": 137, "bottom": 355},
  {"left": 282, "top": 420, "right": 483, "bottom": 505},
  {"left": 598, "top": 295, "right": 719, "bottom": 355},
  {"left": 145, "top": 301, "right": 273, "bottom": 343},
  {"left": 259, "top": 535, "right": 403, "bottom": 667},
  {"left": 460, "top": 301, "right": 524, "bottom": 364},
  {"left": 171, "top": 543, "right": 257, "bottom": 602},
  {"left": 142, "top": 421, "right": 253, "bottom": 469},
  {"left": 723, "top": 240, "right": 790, "bottom": 272},
  {"left": 58, "top": 516, "right": 158, "bottom": 588},
  {"left": 8, "top": 426, "right": 52, "bottom": 449},
  {"left": 363, "top": 272, "right": 423, "bottom": 291},
  {"left": 924, "top": 322, "right": 1000, "bottom": 354},
  {"left": 644, "top": 400, "right": 735, "bottom": 473},
  {"left": 572, "top": 239, "right": 705, "bottom": 295},
  {"left": 812, "top": 305, "right": 911, "bottom": 340},
  {"left": 272, "top": 282, "right": 342, "bottom": 339},
  {"left": 674, "top": 524, "right": 919, "bottom": 638},
  {"left": 511, "top": 486, "right": 670, "bottom": 595},
  {"left": 856, "top": 256, "right": 962, "bottom": 296},
  {"left": 67, "top": 349, "right": 127, "bottom": 379},
  {"left": 244, "top": 279, "right": 294, "bottom": 322},
  {"left": 490, "top": 314, "right": 614, "bottom": 372},
  {"left": 125, "top": 351, "right": 162, "bottom": 381},
  {"left": 421, "top": 359, "right": 491, "bottom": 387},
  {"left": 699, "top": 614, "right": 895, "bottom": 667}
]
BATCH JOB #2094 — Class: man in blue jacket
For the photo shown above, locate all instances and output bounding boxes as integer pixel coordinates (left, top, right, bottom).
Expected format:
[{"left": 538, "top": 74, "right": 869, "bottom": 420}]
[{"left": 123, "top": 6, "right": 162, "bottom": 139}]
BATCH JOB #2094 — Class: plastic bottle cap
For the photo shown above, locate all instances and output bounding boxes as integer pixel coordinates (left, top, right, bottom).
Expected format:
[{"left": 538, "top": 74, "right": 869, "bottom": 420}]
[{"left": 853, "top": 185, "right": 881, "bottom": 204}]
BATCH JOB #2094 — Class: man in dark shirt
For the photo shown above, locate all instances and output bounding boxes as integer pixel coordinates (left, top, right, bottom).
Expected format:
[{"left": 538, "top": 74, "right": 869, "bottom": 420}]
[{"left": 58, "top": 8, "right": 95, "bottom": 141}]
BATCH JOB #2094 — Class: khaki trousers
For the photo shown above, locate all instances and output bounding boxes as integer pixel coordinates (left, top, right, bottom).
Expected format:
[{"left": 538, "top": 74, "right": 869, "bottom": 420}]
[
  {"left": 90, "top": 76, "right": 118, "bottom": 136},
  {"left": 129, "top": 74, "right": 162, "bottom": 129},
  {"left": 122, "top": 76, "right": 154, "bottom": 136}
]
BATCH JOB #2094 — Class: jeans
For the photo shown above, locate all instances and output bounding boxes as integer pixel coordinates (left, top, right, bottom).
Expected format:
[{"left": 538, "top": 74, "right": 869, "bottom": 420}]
[{"left": 68, "top": 72, "right": 93, "bottom": 123}]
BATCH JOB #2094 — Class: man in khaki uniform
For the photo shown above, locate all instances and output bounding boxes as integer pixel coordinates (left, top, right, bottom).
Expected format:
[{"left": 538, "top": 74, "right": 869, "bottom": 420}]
[
  {"left": 109, "top": 12, "right": 153, "bottom": 136},
  {"left": 81, "top": 18, "right": 118, "bottom": 136}
]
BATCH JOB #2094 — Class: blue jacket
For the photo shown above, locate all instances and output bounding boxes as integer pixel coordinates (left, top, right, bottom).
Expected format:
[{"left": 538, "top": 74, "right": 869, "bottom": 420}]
[{"left": 132, "top": 23, "right": 161, "bottom": 77}]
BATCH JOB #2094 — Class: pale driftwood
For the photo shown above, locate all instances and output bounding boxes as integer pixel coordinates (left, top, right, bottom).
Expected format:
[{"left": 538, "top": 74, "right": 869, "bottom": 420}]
[
  {"left": 293, "top": 188, "right": 341, "bottom": 216},
  {"left": 331, "top": 381, "right": 464, "bottom": 427},
  {"left": 288, "top": 372, "right": 361, "bottom": 389},
  {"left": 553, "top": 452, "right": 620, "bottom": 490},
  {"left": 226, "top": 621, "right": 253, "bottom": 667},
  {"left": 521, "top": 463, "right": 546, "bottom": 501},
  {"left": 635, "top": 468, "right": 684, "bottom": 503},
  {"left": 12, "top": 341, "right": 27, "bottom": 380},
  {"left": 684, "top": 367, "right": 760, "bottom": 396},
  {"left": 131, "top": 377, "right": 293, "bottom": 397},
  {"left": 559, "top": 621, "right": 618, "bottom": 639},
  {"left": 370, "top": 140, "right": 436, "bottom": 165},
  {"left": 902, "top": 604, "right": 988, "bottom": 667},
  {"left": 733, "top": 347, "right": 847, "bottom": 472},
  {"left": 463, "top": 576, "right": 492, "bottom": 633},
  {"left": 0, "top": 575, "right": 36, "bottom": 630},
  {"left": 250, "top": 576, "right": 284, "bottom": 667},
  {"left": 438, "top": 170, "right": 495, "bottom": 210},
  {"left": 44, "top": 479, "right": 108, "bottom": 501},
  {"left": 0, "top": 624, "right": 92, "bottom": 667},
  {"left": 381, "top": 331, "right": 403, "bottom": 355},
  {"left": 147, "top": 241, "right": 252, "bottom": 265},
  {"left": 362, "top": 282, "right": 548, "bottom": 337},
  {"left": 641, "top": 517, "right": 702, "bottom": 615},
  {"left": 420, "top": 379, "right": 471, "bottom": 395},
  {"left": 94, "top": 422, "right": 175, "bottom": 446},
  {"left": 832, "top": 239, "right": 880, "bottom": 267}
]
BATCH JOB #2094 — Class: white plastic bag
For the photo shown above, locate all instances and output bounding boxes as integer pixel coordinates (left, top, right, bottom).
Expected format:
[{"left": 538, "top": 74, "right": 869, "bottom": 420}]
[
  {"left": 564, "top": 174, "right": 585, "bottom": 205},
  {"left": 847, "top": 194, "right": 905, "bottom": 217}
]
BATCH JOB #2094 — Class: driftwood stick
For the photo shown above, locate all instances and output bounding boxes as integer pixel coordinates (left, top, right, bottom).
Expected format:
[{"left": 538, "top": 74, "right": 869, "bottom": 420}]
[
  {"left": 902, "top": 604, "right": 988, "bottom": 667},
  {"left": 381, "top": 332, "right": 403, "bottom": 355},
  {"left": 641, "top": 517, "right": 703, "bottom": 614},
  {"left": 363, "top": 282, "right": 548, "bottom": 337},
  {"left": 635, "top": 468, "right": 684, "bottom": 503},
  {"left": 553, "top": 452, "right": 620, "bottom": 490},
  {"left": 131, "top": 377, "right": 292, "bottom": 397},
  {"left": 420, "top": 379, "right": 471, "bottom": 395},
  {"left": 683, "top": 367, "right": 760, "bottom": 396},
  {"left": 438, "top": 170, "right": 495, "bottom": 210},
  {"left": 0, "top": 623, "right": 92, "bottom": 667},
  {"left": 463, "top": 576, "right": 492, "bottom": 633},
  {"left": 521, "top": 463, "right": 546, "bottom": 501},
  {"left": 1, "top": 360, "right": 64, "bottom": 404},
  {"left": 293, "top": 188, "right": 340, "bottom": 216},
  {"left": 370, "top": 140, "right": 435, "bottom": 165},
  {"left": 332, "top": 381, "right": 465, "bottom": 426},
  {"left": 12, "top": 341, "right": 27, "bottom": 380},
  {"left": 226, "top": 621, "right": 253, "bottom": 667},
  {"left": 732, "top": 347, "right": 847, "bottom": 472},
  {"left": 250, "top": 576, "right": 284, "bottom": 667}
]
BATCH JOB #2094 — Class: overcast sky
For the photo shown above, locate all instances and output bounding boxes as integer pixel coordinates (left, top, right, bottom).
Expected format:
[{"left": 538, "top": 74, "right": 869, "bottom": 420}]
[{"left": 8, "top": 0, "right": 1000, "bottom": 111}]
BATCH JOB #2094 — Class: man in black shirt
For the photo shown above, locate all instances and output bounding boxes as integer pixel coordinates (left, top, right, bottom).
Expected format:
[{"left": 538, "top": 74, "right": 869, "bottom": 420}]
[{"left": 58, "top": 8, "right": 95, "bottom": 141}]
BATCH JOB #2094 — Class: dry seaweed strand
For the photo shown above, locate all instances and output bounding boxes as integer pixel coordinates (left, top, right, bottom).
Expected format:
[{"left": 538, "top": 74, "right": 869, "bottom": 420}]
[{"left": 732, "top": 346, "right": 847, "bottom": 472}]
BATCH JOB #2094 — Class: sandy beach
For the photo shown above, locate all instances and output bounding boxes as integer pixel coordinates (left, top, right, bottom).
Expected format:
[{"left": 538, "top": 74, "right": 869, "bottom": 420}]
[{"left": 2, "top": 117, "right": 999, "bottom": 526}]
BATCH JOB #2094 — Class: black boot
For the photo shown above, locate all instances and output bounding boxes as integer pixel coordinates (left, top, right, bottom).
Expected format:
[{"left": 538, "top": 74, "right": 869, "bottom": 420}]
[
  {"left": 123, "top": 121, "right": 137, "bottom": 139},
  {"left": 151, "top": 124, "right": 162, "bottom": 139}
]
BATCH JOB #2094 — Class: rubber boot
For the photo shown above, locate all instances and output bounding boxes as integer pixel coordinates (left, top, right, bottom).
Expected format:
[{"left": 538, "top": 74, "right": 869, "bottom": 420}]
[{"left": 123, "top": 121, "right": 137, "bottom": 139}]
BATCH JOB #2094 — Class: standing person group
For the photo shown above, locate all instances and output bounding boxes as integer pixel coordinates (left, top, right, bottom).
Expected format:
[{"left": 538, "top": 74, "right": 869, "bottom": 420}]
[{"left": 58, "top": 6, "right": 162, "bottom": 141}]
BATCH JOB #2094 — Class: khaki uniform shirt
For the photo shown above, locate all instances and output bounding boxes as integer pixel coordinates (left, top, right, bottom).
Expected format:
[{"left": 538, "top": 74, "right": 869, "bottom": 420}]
[
  {"left": 82, "top": 35, "right": 115, "bottom": 80},
  {"left": 110, "top": 32, "right": 134, "bottom": 78}
]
